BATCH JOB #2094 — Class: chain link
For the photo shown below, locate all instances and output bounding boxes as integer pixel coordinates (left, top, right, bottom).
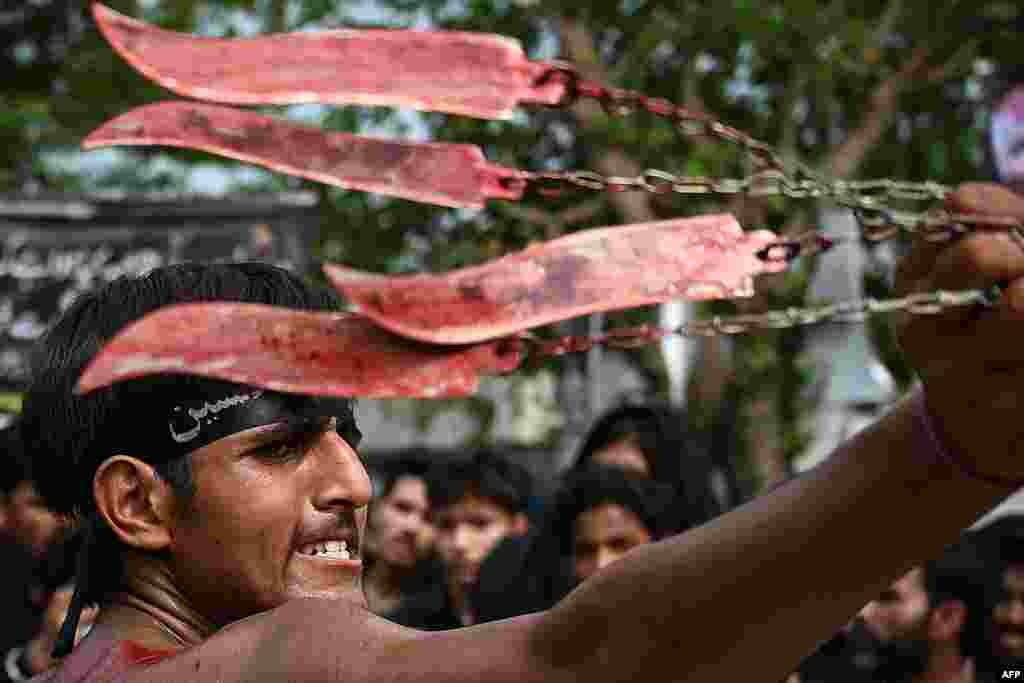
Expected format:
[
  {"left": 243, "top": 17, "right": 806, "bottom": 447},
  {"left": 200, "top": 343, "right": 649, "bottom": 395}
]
[
  {"left": 520, "top": 167, "right": 1024, "bottom": 246},
  {"left": 526, "top": 289, "right": 995, "bottom": 357},
  {"left": 531, "top": 64, "right": 1023, "bottom": 247},
  {"left": 527, "top": 64, "right": 1020, "bottom": 339}
]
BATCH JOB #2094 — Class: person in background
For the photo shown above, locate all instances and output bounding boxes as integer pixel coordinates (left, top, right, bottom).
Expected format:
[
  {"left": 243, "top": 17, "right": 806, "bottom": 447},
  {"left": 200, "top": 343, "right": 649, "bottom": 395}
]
[
  {"left": 4, "top": 535, "right": 99, "bottom": 681},
  {"left": 557, "top": 466, "right": 676, "bottom": 585},
  {"left": 793, "top": 539, "right": 988, "bottom": 683},
  {"left": 966, "top": 514, "right": 1024, "bottom": 681},
  {"left": 1, "top": 424, "right": 67, "bottom": 681},
  {"left": 572, "top": 402, "right": 721, "bottom": 534},
  {"left": 362, "top": 452, "right": 440, "bottom": 616},
  {"left": 389, "top": 450, "right": 533, "bottom": 629},
  {"left": 1, "top": 423, "right": 63, "bottom": 562}
]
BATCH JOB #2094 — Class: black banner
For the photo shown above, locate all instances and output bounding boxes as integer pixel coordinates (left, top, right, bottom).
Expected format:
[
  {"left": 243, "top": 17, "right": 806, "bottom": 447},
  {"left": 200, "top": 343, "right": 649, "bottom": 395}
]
[{"left": 0, "top": 193, "right": 319, "bottom": 391}]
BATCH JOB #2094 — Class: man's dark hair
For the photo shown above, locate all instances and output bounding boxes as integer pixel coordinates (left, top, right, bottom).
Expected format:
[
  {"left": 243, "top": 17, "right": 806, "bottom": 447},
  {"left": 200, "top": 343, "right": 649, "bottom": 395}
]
[
  {"left": 964, "top": 515, "right": 1024, "bottom": 675},
  {"left": 426, "top": 449, "right": 533, "bottom": 516},
  {"left": 471, "top": 465, "right": 675, "bottom": 622},
  {"left": 367, "top": 449, "right": 438, "bottom": 499},
  {"left": 574, "top": 402, "right": 720, "bottom": 531},
  {"left": 920, "top": 539, "right": 989, "bottom": 658},
  {"left": 547, "top": 464, "right": 675, "bottom": 556},
  {"left": 18, "top": 262, "right": 345, "bottom": 604},
  {"left": 0, "top": 422, "right": 28, "bottom": 496}
]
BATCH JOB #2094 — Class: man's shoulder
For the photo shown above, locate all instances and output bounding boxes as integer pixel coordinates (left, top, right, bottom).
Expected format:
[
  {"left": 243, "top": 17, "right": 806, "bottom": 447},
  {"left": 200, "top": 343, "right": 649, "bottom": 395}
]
[{"left": 28, "top": 639, "right": 179, "bottom": 683}]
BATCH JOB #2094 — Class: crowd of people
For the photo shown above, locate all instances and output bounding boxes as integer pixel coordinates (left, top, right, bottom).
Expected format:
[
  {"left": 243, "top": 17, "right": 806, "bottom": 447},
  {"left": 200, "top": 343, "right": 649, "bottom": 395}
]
[{"left": 9, "top": 391, "right": 1024, "bottom": 683}]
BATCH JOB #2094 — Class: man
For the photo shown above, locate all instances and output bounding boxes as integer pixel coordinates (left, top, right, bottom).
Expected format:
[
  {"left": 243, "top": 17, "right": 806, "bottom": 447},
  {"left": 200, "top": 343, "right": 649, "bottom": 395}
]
[
  {"left": 470, "top": 464, "right": 674, "bottom": 623},
  {"left": 1, "top": 424, "right": 63, "bottom": 563},
  {"left": 966, "top": 515, "right": 1024, "bottom": 681},
  {"left": 389, "top": 451, "right": 532, "bottom": 629},
  {"left": 853, "top": 545, "right": 987, "bottom": 683},
  {"left": 559, "top": 466, "right": 673, "bottom": 585},
  {"left": 362, "top": 453, "right": 438, "bottom": 615},
  {"left": 1, "top": 425, "right": 68, "bottom": 681},
  {"left": 5, "top": 535, "right": 100, "bottom": 681},
  {"left": 571, "top": 403, "right": 721, "bottom": 532},
  {"left": 791, "top": 543, "right": 987, "bottom": 683},
  {"left": 18, "top": 184, "right": 1024, "bottom": 683}
]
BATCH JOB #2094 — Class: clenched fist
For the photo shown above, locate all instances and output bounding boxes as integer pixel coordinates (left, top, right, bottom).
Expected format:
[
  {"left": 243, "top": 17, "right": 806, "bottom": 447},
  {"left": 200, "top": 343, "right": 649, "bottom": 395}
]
[{"left": 896, "top": 183, "right": 1024, "bottom": 485}]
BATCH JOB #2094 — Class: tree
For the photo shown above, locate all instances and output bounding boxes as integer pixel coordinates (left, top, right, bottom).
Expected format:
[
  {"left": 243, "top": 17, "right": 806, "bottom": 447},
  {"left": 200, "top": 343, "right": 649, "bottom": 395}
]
[{"left": 2, "top": 0, "right": 1020, "bottom": 493}]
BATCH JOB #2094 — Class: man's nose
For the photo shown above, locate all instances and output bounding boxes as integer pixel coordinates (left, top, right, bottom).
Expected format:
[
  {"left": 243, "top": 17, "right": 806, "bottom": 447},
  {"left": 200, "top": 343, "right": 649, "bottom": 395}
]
[
  {"left": 857, "top": 601, "right": 879, "bottom": 627},
  {"left": 594, "top": 546, "right": 621, "bottom": 572},
  {"left": 1004, "top": 600, "right": 1024, "bottom": 625},
  {"left": 309, "top": 430, "right": 372, "bottom": 510},
  {"left": 451, "top": 525, "right": 475, "bottom": 554}
]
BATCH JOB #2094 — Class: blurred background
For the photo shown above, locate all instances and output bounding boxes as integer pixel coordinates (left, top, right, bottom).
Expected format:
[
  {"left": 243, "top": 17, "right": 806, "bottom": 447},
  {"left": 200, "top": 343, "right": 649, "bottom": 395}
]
[{"left": 1, "top": 0, "right": 1021, "bottom": 499}]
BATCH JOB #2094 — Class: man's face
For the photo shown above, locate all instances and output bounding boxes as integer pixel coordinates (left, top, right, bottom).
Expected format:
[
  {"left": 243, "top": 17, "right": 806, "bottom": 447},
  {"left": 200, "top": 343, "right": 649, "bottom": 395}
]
[
  {"left": 992, "top": 564, "right": 1024, "bottom": 659},
  {"left": 573, "top": 502, "right": 653, "bottom": 583},
  {"left": 434, "top": 494, "right": 521, "bottom": 589},
  {"left": 8, "top": 481, "right": 62, "bottom": 559},
  {"left": 167, "top": 418, "right": 371, "bottom": 627},
  {"left": 858, "top": 569, "right": 931, "bottom": 642},
  {"left": 854, "top": 569, "right": 933, "bottom": 680},
  {"left": 590, "top": 437, "right": 650, "bottom": 477},
  {"left": 992, "top": 85, "right": 1024, "bottom": 195},
  {"left": 365, "top": 475, "right": 432, "bottom": 569}
]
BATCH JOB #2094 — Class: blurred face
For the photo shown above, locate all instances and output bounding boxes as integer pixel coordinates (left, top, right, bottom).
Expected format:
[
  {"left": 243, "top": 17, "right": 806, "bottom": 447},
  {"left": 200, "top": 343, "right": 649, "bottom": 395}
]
[
  {"left": 573, "top": 503, "right": 653, "bottom": 582},
  {"left": 8, "top": 481, "right": 62, "bottom": 559},
  {"left": 992, "top": 85, "right": 1024, "bottom": 195},
  {"left": 434, "top": 494, "right": 522, "bottom": 589},
  {"left": 853, "top": 569, "right": 934, "bottom": 680},
  {"left": 365, "top": 475, "right": 432, "bottom": 569},
  {"left": 992, "top": 564, "right": 1024, "bottom": 659},
  {"left": 590, "top": 437, "right": 650, "bottom": 477},
  {"left": 858, "top": 569, "right": 931, "bottom": 643},
  {"left": 167, "top": 418, "right": 371, "bottom": 627}
]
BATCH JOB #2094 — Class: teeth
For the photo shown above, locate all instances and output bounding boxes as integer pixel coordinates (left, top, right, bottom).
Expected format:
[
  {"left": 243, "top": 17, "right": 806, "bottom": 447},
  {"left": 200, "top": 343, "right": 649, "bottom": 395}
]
[{"left": 299, "top": 540, "right": 352, "bottom": 559}]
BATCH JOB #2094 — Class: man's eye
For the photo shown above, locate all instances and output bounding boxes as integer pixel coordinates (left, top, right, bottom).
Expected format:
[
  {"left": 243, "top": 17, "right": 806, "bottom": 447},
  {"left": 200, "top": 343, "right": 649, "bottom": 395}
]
[{"left": 255, "top": 439, "right": 302, "bottom": 461}]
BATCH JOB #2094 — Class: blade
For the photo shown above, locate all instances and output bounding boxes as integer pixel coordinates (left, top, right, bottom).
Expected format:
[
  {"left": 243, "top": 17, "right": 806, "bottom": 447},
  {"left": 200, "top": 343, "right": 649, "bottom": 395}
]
[
  {"left": 83, "top": 102, "right": 524, "bottom": 208},
  {"left": 325, "top": 214, "right": 787, "bottom": 344},
  {"left": 76, "top": 304, "right": 523, "bottom": 398},
  {"left": 92, "top": 3, "right": 566, "bottom": 119}
]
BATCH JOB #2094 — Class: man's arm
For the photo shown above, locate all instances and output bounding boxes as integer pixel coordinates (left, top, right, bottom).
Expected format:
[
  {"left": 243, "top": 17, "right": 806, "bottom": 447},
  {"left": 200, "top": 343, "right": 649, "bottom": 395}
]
[{"left": 133, "top": 183, "right": 1024, "bottom": 683}]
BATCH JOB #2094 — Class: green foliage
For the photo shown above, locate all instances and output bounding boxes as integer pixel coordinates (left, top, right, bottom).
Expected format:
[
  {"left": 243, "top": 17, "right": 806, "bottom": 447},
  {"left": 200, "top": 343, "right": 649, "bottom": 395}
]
[{"left": 3, "top": 0, "right": 1020, "bottom": 477}]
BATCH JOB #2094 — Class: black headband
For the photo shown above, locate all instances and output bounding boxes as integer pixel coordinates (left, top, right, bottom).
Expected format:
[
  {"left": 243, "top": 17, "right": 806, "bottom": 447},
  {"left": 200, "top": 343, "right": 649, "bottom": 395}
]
[
  {"left": 78, "top": 380, "right": 356, "bottom": 506},
  {"left": 118, "top": 382, "right": 351, "bottom": 462}
]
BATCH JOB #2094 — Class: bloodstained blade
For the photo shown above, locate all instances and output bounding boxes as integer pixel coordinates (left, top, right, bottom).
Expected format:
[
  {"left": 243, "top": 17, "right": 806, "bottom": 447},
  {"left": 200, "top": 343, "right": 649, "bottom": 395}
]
[
  {"left": 325, "top": 214, "right": 787, "bottom": 345},
  {"left": 83, "top": 102, "right": 524, "bottom": 208},
  {"left": 76, "top": 304, "right": 523, "bottom": 398},
  {"left": 92, "top": 3, "right": 566, "bottom": 120}
]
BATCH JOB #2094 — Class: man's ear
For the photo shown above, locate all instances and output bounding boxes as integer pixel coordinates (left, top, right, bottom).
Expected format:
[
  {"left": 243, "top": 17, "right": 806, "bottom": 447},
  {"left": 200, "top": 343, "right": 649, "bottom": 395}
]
[
  {"left": 511, "top": 512, "right": 529, "bottom": 536},
  {"left": 93, "top": 456, "right": 176, "bottom": 550},
  {"left": 929, "top": 599, "right": 967, "bottom": 642}
]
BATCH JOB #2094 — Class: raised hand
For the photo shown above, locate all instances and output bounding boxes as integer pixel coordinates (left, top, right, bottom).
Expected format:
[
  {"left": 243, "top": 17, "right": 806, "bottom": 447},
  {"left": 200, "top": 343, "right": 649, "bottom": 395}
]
[{"left": 895, "top": 182, "right": 1024, "bottom": 484}]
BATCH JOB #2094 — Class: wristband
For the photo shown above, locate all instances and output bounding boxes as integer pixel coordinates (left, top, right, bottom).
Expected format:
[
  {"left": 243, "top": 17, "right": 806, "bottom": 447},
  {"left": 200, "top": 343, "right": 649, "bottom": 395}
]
[
  {"left": 4, "top": 647, "right": 31, "bottom": 682},
  {"left": 911, "top": 388, "right": 1024, "bottom": 489}
]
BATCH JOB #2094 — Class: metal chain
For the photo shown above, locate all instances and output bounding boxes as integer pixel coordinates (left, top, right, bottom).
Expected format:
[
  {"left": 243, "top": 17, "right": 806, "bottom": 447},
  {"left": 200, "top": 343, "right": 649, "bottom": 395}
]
[
  {"left": 536, "top": 63, "right": 791, "bottom": 172},
  {"left": 531, "top": 64, "right": 1023, "bottom": 243},
  {"left": 519, "top": 167, "right": 1023, "bottom": 246},
  {"left": 524, "top": 288, "right": 995, "bottom": 355},
  {"left": 528, "top": 64, "right": 1020, "bottom": 337}
]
